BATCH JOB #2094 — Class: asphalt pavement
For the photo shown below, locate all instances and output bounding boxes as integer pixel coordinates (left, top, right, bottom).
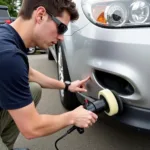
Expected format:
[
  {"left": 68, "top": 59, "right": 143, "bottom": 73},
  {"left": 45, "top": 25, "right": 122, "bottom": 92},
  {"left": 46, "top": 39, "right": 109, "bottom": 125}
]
[{"left": 14, "top": 54, "right": 150, "bottom": 150}]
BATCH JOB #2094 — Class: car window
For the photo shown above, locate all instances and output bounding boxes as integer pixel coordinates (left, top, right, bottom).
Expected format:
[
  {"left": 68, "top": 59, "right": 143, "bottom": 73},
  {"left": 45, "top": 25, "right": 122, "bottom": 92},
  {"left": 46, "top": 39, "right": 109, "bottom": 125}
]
[{"left": 0, "top": 9, "right": 9, "bottom": 17}]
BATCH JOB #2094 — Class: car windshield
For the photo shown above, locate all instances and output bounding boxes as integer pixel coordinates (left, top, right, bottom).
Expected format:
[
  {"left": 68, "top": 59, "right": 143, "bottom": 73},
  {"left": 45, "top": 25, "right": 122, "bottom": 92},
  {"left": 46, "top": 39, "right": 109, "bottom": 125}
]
[{"left": 0, "top": 9, "right": 9, "bottom": 17}]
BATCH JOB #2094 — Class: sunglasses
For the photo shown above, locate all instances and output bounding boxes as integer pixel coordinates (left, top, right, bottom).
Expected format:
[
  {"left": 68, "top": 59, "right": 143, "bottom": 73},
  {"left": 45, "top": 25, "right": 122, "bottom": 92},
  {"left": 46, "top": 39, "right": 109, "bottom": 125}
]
[{"left": 46, "top": 10, "right": 68, "bottom": 35}]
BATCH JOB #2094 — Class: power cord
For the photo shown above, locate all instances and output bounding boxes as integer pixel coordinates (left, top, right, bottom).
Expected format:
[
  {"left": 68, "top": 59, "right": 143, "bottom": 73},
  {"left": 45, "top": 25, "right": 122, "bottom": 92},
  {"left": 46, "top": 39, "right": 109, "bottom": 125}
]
[
  {"left": 54, "top": 99, "right": 98, "bottom": 150},
  {"left": 55, "top": 132, "right": 68, "bottom": 150},
  {"left": 55, "top": 126, "right": 77, "bottom": 150}
]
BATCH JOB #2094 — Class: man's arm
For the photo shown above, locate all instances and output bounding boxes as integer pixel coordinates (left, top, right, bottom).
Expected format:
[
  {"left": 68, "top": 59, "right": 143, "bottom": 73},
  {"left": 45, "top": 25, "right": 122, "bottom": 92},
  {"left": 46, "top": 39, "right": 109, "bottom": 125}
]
[
  {"left": 29, "top": 67, "right": 90, "bottom": 92},
  {"left": 8, "top": 102, "right": 97, "bottom": 139},
  {"left": 29, "top": 67, "right": 65, "bottom": 89},
  {"left": 8, "top": 102, "right": 73, "bottom": 139}
]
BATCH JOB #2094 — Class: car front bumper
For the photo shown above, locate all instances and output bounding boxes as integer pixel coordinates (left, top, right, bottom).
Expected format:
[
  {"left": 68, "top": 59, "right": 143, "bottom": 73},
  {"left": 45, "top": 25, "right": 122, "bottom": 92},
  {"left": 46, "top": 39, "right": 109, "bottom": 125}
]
[
  {"left": 64, "top": 22, "right": 150, "bottom": 109},
  {"left": 77, "top": 93, "right": 150, "bottom": 130},
  {"left": 113, "top": 104, "right": 150, "bottom": 130}
]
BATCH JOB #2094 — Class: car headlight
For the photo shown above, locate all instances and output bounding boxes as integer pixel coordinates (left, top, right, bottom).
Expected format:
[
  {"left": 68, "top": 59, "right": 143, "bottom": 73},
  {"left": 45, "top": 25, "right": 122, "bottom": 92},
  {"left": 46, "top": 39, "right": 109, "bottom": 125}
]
[
  {"left": 81, "top": 0, "right": 150, "bottom": 28},
  {"left": 129, "top": 0, "right": 149, "bottom": 23}
]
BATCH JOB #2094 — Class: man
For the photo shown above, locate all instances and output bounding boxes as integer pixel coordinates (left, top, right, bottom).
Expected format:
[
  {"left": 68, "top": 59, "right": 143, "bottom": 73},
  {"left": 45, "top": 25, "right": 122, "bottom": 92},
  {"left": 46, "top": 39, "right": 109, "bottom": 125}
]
[{"left": 0, "top": 0, "right": 98, "bottom": 150}]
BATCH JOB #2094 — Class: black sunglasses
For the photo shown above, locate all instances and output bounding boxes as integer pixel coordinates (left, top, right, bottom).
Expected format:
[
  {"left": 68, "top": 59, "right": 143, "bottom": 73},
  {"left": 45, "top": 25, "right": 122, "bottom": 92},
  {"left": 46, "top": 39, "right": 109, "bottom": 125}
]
[{"left": 46, "top": 10, "right": 68, "bottom": 35}]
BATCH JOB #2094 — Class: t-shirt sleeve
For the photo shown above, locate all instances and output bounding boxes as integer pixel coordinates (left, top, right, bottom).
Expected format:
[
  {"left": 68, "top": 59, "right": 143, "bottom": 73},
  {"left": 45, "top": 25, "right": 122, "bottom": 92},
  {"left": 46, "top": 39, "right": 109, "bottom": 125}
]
[{"left": 0, "top": 51, "right": 32, "bottom": 110}]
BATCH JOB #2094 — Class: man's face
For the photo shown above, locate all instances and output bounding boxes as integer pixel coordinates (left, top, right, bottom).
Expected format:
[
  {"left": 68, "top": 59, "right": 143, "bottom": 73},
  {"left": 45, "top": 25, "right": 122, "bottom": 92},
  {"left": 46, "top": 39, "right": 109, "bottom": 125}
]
[{"left": 33, "top": 7, "right": 70, "bottom": 49}]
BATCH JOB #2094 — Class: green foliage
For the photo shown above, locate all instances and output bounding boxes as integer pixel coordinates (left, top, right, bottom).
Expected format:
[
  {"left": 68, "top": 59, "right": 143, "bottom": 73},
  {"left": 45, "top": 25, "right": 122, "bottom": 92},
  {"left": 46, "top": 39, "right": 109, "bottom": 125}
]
[{"left": 0, "top": 0, "right": 22, "bottom": 17}]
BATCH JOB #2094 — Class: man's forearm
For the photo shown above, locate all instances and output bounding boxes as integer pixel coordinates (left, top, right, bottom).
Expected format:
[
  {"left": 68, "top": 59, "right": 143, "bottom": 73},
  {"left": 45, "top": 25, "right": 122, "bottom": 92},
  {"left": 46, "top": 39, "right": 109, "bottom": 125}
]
[
  {"left": 29, "top": 67, "right": 65, "bottom": 89},
  {"left": 27, "top": 112, "right": 74, "bottom": 139}
]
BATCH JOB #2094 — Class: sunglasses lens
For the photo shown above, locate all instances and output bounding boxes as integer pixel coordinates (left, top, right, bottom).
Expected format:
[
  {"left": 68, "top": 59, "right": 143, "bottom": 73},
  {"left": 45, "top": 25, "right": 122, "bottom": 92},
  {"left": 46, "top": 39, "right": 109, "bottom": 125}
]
[{"left": 58, "top": 23, "right": 68, "bottom": 34}]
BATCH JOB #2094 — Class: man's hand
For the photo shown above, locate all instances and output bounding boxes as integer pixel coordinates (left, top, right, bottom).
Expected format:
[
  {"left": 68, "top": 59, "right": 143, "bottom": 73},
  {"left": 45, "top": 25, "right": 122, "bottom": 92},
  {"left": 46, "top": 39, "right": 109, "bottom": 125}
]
[
  {"left": 71, "top": 105, "right": 98, "bottom": 128},
  {"left": 68, "top": 76, "right": 90, "bottom": 93}
]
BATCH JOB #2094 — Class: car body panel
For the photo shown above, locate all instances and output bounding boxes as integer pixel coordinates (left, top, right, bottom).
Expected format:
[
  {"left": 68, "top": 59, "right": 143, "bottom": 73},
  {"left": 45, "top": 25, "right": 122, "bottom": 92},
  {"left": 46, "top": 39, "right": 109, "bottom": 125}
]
[
  {"left": 64, "top": 0, "right": 89, "bottom": 36},
  {"left": 50, "top": 0, "right": 150, "bottom": 129},
  {"left": 58, "top": 0, "right": 150, "bottom": 110},
  {"left": 63, "top": 22, "right": 150, "bottom": 109}
]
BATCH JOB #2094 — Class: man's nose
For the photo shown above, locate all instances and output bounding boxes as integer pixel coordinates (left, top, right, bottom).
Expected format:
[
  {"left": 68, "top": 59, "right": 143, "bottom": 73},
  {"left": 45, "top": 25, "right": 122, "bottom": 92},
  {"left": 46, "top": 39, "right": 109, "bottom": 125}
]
[{"left": 57, "top": 34, "right": 64, "bottom": 41}]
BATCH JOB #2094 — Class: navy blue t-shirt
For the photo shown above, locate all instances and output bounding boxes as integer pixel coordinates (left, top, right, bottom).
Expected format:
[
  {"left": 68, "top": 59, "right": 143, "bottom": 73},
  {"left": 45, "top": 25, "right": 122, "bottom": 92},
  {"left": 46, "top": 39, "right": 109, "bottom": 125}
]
[{"left": 0, "top": 24, "right": 32, "bottom": 110}]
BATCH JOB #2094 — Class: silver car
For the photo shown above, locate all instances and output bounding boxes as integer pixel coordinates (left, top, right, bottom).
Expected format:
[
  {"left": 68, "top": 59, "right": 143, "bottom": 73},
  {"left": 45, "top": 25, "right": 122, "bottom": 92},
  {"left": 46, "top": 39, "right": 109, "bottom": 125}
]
[{"left": 48, "top": 0, "right": 150, "bottom": 130}]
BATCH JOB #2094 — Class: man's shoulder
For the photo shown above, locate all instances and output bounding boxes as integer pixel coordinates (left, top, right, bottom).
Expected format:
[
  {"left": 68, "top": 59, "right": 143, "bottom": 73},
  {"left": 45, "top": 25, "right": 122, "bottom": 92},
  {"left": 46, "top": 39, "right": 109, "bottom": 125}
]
[
  {"left": 0, "top": 24, "right": 29, "bottom": 68},
  {"left": 0, "top": 48, "right": 29, "bottom": 71},
  {"left": 0, "top": 24, "right": 12, "bottom": 37},
  {"left": 0, "top": 24, "right": 7, "bottom": 31},
  {"left": 0, "top": 24, "right": 17, "bottom": 50}
]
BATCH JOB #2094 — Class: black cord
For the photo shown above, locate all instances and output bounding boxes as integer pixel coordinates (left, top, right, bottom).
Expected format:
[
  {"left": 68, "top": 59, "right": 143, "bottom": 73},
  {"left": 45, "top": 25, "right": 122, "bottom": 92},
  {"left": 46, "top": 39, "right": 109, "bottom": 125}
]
[
  {"left": 55, "top": 126, "right": 76, "bottom": 150},
  {"left": 54, "top": 98, "right": 97, "bottom": 150},
  {"left": 55, "top": 132, "right": 68, "bottom": 150}
]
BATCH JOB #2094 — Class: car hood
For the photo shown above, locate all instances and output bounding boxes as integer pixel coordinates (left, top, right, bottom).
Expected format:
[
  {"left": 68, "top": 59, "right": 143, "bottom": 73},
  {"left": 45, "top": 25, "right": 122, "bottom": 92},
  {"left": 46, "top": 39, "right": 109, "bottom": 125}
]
[{"left": 64, "top": 0, "right": 90, "bottom": 36}]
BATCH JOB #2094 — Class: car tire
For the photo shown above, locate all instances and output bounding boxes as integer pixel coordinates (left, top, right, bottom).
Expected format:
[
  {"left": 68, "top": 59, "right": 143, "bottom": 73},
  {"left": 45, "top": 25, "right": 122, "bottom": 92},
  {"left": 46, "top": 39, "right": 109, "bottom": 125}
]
[
  {"left": 57, "top": 43, "right": 80, "bottom": 110},
  {"left": 48, "top": 49, "right": 54, "bottom": 60}
]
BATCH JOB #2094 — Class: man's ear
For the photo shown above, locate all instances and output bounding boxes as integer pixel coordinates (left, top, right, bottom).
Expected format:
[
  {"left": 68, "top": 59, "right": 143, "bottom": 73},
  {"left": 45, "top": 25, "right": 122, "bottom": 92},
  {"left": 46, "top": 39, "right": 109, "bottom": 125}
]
[
  {"left": 35, "top": 7, "right": 46, "bottom": 23},
  {"left": 36, "top": 15, "right": 42, "bottom": 24}
]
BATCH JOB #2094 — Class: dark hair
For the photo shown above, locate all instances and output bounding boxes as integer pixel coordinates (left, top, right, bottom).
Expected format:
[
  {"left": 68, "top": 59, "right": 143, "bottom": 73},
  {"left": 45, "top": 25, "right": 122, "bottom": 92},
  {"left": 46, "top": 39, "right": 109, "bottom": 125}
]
[{"left": 18, "top": 0, "right": 79, "bottom": 21}]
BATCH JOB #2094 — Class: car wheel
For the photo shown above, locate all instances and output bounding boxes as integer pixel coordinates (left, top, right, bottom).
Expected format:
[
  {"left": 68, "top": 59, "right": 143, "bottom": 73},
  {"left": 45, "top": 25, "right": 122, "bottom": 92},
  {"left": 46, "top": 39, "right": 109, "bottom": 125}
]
[
  {"left": 57, "top": 43, "right": 80, "bottom": 110},
  {"left": 28, "top": 47, "right": 36, "bottom": 54},
  {"left": 48, "top": 49, "right": 54, "bottom": 60}
]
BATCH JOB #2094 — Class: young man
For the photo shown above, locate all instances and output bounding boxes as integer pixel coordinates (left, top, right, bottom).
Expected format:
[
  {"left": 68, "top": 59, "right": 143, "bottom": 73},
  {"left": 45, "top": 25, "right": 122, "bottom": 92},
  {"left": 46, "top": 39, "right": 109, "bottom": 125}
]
[{"left": 0, "top": 0, "right": 98, "bottom": 150}]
